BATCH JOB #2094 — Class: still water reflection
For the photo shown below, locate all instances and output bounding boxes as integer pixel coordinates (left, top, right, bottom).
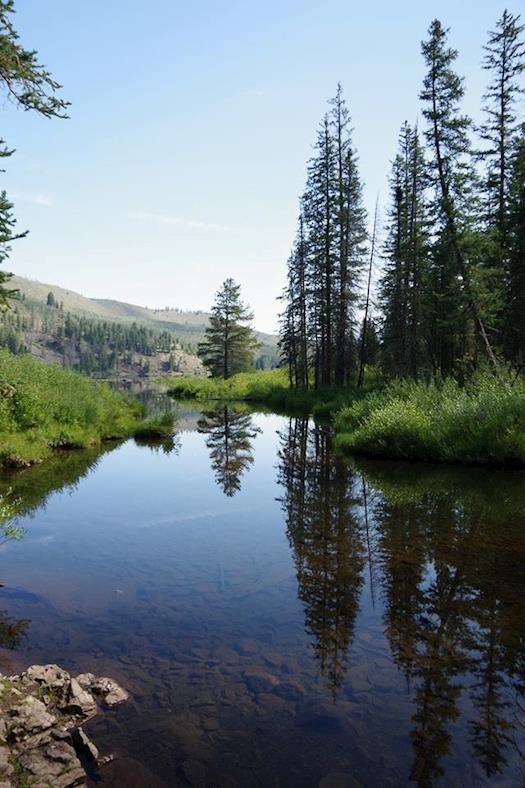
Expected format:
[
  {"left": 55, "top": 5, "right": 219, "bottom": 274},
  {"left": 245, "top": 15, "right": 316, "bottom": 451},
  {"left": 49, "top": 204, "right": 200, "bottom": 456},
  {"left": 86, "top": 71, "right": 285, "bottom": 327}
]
[{"left": 1, "top": 407, "right": 524, "bottom": 787}]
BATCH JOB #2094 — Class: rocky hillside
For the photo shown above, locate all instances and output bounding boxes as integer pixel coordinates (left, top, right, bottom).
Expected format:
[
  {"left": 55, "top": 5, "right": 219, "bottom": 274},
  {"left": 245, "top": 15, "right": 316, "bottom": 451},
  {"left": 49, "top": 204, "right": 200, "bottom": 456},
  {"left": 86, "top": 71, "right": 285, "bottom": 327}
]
[{"left": 2, "top": 276, "right": 278, "bottom": 383}]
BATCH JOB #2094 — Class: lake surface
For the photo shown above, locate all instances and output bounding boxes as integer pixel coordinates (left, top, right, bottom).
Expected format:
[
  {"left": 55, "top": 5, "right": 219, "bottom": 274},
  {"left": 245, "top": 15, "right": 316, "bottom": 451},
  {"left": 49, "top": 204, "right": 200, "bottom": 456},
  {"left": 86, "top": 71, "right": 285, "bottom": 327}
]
[{"left": 1, "top": 405, "right": 525, "bottom": 787}]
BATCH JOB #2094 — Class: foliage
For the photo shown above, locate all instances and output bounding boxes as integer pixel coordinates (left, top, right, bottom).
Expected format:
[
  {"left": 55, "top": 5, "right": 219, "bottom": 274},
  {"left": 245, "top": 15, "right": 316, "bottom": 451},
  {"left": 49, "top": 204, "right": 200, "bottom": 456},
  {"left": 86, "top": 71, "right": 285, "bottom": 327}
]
[
  {"left": 133, "top": 410, "right": 175, "bottom": 440},
  {"left": 335, "top": 370, "right": 525, "bottom": 466},
  {"left": 198, "top": 279, "right": 260, "bottom": 378},
  {"left": 0, "top": 348, "right": 140, "bottom": 466},
  {"left": 279, "top": 85, "right": 367, "bottom": 388}
]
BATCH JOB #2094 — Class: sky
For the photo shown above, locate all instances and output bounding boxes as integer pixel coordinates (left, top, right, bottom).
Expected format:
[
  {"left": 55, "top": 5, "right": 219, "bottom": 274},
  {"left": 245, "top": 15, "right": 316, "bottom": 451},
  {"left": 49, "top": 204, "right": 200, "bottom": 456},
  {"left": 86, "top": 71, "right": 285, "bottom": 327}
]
[{"left": 3, "top": 0, "right": 523, "bottom": 333}]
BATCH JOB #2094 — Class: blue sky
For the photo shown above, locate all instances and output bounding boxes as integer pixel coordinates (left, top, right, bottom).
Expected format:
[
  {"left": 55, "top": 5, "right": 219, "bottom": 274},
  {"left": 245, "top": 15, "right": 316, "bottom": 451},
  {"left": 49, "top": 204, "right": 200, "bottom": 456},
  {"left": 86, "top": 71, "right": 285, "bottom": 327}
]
[{"left": 3, "top": 0, "right": 523, "bottom": 332}]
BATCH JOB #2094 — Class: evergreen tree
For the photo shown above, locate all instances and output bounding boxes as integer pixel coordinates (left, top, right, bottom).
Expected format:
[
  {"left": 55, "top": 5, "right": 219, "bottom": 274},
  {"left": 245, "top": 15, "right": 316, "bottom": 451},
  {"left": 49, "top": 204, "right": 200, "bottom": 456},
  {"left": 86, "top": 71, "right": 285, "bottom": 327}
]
[
  {"left": 279, "top": 86, "right": 367, "bottom": 388},
  {"left": 421, "top": 20, "right": 498, "bottom": 373},
  {"left": 479, "top": 10, "right": 524, "bottom": 244},
  {"left": 381, "top": 123, "right": 430, "bottom": 377},
  {"left": 506, "top": 126, "right": 525, "bottom": 364},
  {"left": 198, "top": 279, "right": 259, "bottom": 378}
]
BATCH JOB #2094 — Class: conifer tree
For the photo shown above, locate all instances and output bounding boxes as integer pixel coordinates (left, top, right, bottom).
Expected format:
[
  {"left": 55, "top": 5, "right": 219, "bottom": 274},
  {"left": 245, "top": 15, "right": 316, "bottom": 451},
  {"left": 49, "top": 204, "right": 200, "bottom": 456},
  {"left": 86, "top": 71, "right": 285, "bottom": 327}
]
[
  {"left": 198, "top": 279, "right": 259, "bottom": 378},
  {"left": 381, "top": 123, "right": 430, "bottom": 377},
  {"left": 480, "top": 10, "right": 524, "bottom": 244},
  {"left": 420, "top": 19, "right": 497, "bottom": 373},
  {"left": 506, "top": 126, "right": 525, "bottom": 365}
]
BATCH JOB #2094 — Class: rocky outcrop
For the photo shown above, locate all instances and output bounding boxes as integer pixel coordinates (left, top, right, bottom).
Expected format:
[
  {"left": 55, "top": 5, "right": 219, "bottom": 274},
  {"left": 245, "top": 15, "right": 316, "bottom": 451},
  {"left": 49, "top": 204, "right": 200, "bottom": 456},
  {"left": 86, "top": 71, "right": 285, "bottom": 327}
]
[{"left": 0, "top": 664, "right": 129, "bottom": 787}]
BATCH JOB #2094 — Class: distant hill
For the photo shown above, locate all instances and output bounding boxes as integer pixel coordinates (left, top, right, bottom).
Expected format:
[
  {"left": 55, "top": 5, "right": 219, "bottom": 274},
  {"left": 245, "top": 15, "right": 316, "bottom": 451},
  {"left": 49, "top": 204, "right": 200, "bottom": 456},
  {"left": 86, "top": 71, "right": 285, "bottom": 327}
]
[
  {"left": 2, "top": 275, "right": 279, "bottom": 382},
  {"left": 9, "top": 276, "right": 278, "bottom": 350}
]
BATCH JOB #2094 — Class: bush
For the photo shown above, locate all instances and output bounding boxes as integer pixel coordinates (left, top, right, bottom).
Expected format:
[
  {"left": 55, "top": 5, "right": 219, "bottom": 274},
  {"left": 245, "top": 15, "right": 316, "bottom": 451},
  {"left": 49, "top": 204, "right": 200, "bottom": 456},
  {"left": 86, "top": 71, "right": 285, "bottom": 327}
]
[
  {"left": 0, "top": 348, "right": 140, "bottom": 466},
  {"left": 335, "top": 372, "right": 525, "bottom": 466}
]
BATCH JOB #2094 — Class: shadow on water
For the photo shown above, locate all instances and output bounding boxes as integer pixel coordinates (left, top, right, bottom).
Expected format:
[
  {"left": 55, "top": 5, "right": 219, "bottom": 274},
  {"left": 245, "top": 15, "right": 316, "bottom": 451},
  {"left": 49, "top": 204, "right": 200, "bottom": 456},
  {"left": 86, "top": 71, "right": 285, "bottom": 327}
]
[{"left": 1, "top": 409, "right": 525, "bottom": 786}]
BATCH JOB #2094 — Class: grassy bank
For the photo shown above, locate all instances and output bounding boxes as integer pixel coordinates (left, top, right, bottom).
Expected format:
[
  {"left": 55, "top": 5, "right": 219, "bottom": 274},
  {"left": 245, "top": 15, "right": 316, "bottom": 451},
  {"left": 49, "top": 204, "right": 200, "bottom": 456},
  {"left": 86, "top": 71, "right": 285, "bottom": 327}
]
[
  {"left": 167, "top": 369, "right": 378, "bottom": 417},
  {"left": 168, "top": 368, "right": 525, "bottom": 467},
  {"left": 0, "top": 348, "right": 142, "bottom": 467},
  {"left": 335, "top": 373, "right": 525, "bottom": 467}
]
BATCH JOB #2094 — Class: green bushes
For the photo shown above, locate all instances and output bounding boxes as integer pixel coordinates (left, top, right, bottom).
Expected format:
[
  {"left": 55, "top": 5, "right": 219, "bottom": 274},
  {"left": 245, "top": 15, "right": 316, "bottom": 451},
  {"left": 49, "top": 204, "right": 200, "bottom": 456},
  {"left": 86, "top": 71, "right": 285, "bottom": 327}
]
[
  {"left": 133, "top": 410, "right": 175, "bottom": 441},
  {"left": 335, "top": 373, "right": 525, "bottom": 466},
  {"left": 0, "top": 349, "right": 140, "bottom": 467},
  {"left": 168, "top": 369, "right": 289, "bottom": 401},
  {"left": 167, "top": 368, "right": 380, "bottom": 416}
]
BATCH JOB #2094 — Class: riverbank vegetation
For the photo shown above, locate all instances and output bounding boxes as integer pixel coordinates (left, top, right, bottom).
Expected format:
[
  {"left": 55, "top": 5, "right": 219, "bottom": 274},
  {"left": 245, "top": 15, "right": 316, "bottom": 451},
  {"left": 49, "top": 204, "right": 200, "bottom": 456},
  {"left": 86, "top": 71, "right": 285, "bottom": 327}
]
[
  {"left": 335, "top": 372, "right": 525, "bottom": 467},
  {"left": 168, "top": 367, "right": 525, "bottom": 466},
  {"left": 0, "top": 349, "right": 141, "bottom": 467}
]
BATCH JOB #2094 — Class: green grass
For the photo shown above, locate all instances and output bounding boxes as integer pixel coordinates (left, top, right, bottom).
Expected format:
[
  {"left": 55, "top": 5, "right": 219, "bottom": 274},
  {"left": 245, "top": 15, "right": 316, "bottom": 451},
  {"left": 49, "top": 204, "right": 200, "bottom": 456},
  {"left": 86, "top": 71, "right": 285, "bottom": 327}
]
[
  {"left": 334, "top": 372, "right": 525, "bottom": 467},
  {"left": 167, "top": 368, "right": 381, "bottom": 416},
  {"left": 133, "top": 410, "right": 176, "bottom": 440},
  {"left": 0, "top": 348, "right": 142, "bottom": 467},
  {"left": 168, "top": 367, "right": 525, "bottom": 467}
]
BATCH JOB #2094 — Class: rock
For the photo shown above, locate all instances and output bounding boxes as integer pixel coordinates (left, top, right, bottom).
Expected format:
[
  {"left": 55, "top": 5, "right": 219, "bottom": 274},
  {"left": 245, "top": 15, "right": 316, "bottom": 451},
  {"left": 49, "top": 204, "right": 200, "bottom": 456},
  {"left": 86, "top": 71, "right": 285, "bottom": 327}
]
[
  {"left": 18, "top": 739, "right": 85, "bottom": 787},
  {"left": 66, "top": 678, "right": 97, "bottom": 717},
  {"left": 75, "top": 672, "right": 96, "bottom": 691},
  {"left": 0, "top": 664, "right": 130, "bottom": 788},
  {"left": 72, "top": 727, "right": 99, "bottom": 761},
  {"left": 242, "top": 667, "right": 279, "bottom": 694},
  {"left": 9, "top": 696, "right": 56, "bottom": 739},
  {"left": 25, "top": 664, "right": 70, "bottom": 693},
  {"left": 296, "top": 701, "right": 346, "bottom": 734},
  {"left": 272, "top": 680, "right": 305, "bottom": 701},
  {"left": 89, "top": 677, "right": 129, "bottom": 706},
  {"left": 235, "top": 638, "right": 259, "bottom": 656},
  {"left": 0, "top": 747, "right": 12, "bottom": 778}
]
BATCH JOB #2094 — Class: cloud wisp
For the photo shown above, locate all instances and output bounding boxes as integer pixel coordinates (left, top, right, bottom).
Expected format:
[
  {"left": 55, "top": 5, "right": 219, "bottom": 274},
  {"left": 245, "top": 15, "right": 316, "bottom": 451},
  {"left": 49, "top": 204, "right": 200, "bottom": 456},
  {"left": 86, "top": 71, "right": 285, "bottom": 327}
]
[
  {"left": 125, "top": 210, "right": 233, "bottom": 233},
  {"left": 12, "top": 192, "right": 54, "bottom": 207}
]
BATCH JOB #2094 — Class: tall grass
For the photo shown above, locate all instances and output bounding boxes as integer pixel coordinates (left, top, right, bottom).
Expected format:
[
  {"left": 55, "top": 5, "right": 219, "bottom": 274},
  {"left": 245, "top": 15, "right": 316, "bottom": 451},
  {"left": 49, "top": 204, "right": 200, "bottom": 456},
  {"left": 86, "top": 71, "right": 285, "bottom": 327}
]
[
  {"left": 167, "top": 368, "right": 381, "bottom": 416},
  {"left": 0, "top": 348, "right": 141, "bottom": 467},
  {"left": 335, "top": 372, "right": 525, "bottom": 467}
]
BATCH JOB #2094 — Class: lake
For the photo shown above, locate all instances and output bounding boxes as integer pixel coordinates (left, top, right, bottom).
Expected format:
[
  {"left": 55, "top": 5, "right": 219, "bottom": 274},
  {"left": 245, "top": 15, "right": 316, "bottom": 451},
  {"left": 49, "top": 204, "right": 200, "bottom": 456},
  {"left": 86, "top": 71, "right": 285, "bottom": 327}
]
[{"left": 1, "top": 404, "right": 524, "bottom": 787}]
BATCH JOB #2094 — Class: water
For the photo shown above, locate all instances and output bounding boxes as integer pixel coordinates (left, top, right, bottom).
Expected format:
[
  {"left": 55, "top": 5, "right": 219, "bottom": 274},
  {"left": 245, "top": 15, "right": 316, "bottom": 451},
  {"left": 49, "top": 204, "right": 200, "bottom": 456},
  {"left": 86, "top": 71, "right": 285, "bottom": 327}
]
[{"left": 1, "top": 406, "right": 525, "bottom": 787}]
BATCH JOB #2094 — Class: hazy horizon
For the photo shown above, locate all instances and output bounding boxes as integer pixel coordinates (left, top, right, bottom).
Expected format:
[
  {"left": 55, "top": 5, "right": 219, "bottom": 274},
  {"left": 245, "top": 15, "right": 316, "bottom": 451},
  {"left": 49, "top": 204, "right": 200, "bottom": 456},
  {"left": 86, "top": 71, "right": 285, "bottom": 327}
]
[{"left": 4, "top": 0, "right": 523, "bottom": 333}]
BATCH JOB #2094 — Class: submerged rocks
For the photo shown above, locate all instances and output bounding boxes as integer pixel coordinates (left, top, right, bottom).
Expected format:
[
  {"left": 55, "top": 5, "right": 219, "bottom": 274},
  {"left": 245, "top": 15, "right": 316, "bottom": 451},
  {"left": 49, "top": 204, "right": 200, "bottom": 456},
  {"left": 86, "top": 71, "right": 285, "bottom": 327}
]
[{"left": 0, "top": 663, "right": 129, "bottom": 787}]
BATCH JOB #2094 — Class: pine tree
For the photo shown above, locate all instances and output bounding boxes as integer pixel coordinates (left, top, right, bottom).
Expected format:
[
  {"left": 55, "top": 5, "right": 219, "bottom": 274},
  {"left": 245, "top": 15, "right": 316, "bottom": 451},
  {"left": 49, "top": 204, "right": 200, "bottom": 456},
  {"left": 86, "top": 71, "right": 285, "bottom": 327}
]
[
  {"left": 420, "top": 19, "right": 498, "bottom": 373},
  {"left": 506, "top": 126, "right": 525, "bottom": 365},
  {"left": 480, "top": 10, "right": 525, "bottom": 244},
  {"left": 279, "top": 86, "right": 367, "bottom": 388},
  {"left": 381, "top": 123, "right": 430, "bottom": 377},
  {"left": 198, "top": 279, "right": 259, "bottom": 378}
]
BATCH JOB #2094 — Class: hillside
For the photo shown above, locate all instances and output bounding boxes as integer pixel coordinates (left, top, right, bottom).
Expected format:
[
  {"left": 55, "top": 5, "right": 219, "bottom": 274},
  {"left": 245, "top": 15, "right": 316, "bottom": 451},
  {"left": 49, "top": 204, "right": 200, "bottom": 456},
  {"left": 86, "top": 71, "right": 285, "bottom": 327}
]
[
  {"left": 1, "top": 275, "right": 279, "bottom": 382},
  {"left": 9, "top": 276, "right": 278, "bottom": 352}
]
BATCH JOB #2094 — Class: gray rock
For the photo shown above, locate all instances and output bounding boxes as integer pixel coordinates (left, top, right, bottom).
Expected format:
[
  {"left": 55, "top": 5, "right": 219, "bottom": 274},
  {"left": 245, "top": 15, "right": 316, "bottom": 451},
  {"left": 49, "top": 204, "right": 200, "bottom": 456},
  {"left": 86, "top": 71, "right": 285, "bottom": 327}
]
[
  {"left": 66, "top": 678, "right": 97, "bottom": 717},
  {"left": 25, "top": 664, "right": 70, "bottom": 691},
  {"left": 89, "top": 677, "right": 129, "bottom": 706},
  {"left": 72, "top": 727, "right": 99, "bottom": 761},
  {"left": 75, "top": 672, "right": 96, "bottom": 691},
  {"left": 19, "top": 740, "right": 85, "bottom": 787},
  {"left": 9, "top": 696, "right": 56, "bottom": 739},
  {"left": 242, "top": 667, "right": 279, "bottom": 694}
]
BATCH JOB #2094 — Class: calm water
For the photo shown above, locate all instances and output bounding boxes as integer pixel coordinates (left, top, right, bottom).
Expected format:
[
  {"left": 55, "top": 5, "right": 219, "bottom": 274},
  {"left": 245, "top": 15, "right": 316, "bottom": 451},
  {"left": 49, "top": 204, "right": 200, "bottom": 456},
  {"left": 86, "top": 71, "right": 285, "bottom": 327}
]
[{"left": 1, "top": 405, "right": 525, "bottom": 787}]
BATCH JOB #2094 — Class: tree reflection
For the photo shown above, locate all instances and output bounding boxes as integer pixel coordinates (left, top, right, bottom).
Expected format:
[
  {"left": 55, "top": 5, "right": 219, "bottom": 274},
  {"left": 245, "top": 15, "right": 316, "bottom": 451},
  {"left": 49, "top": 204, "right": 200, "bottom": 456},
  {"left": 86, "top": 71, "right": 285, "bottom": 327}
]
[
  {"left": 198, "top": 406, "right": 261, "bottom": 497},
  {"left": 362, "top": 461, "right": 525, "bottom": 786},
  {"left": 277, "top": 418, "right": 365, "bottom": 697},
  {"left": 277, "top": 421, "right": 525, "bottom": 782}
]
